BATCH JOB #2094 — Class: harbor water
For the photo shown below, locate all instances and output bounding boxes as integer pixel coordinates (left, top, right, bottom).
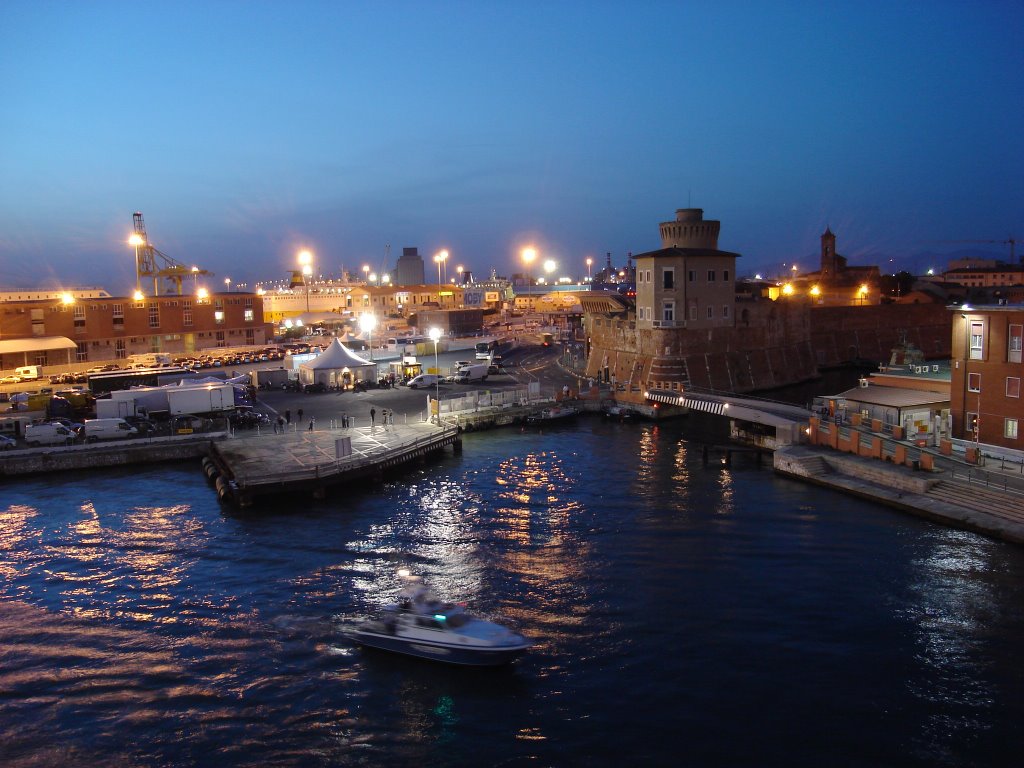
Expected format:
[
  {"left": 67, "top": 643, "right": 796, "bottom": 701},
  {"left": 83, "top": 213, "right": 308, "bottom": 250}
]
[{"left": 1, "top": 416, "right": 1022, "bottom": 767}]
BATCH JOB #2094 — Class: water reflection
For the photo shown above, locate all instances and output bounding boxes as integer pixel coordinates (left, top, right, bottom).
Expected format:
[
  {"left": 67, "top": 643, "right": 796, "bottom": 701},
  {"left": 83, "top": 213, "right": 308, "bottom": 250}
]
[{"left": 902, "top": 529, "right": 1002, "bottom": 763}]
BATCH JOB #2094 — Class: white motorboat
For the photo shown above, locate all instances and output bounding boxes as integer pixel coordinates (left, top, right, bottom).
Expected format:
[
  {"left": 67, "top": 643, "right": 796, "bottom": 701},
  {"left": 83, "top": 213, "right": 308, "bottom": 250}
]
[{"left": 349, "top": 575, "right": 532, "bottom": 666}]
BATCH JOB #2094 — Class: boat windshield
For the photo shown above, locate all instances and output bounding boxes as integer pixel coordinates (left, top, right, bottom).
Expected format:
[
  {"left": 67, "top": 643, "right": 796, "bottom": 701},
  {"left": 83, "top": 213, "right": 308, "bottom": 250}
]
[{"left": 444, "top": 612, "right": 469, "bottom": 628}]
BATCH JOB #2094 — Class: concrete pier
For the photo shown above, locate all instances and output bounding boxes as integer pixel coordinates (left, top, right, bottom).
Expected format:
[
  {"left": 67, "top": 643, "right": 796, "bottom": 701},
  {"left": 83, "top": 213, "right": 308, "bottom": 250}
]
[{"left": 207, "top": 422, "right": 460, "bottom": 508}]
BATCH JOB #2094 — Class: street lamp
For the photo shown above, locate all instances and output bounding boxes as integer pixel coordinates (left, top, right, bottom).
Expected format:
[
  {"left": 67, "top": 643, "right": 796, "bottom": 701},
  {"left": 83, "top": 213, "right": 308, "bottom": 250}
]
[
  {"left": 543, "top": 259, "right": 556, "bottom": 285},
  {"left": 429, "top": 326, "right": 442, "bottom": 424},
  {"left": 362, "top": 264, "right": 370, "bottom": 284},
  {"left": 360, "top": 312, "right": 377, "bottom": 361},
  {"left": 586, "top": 257, "right": 593, "bottom": 281},
  {"left": 298, "top": 249, "right": 314, "bottom": 315},
  {"left": 456, "top": 264, "right": 464, "bottom": 285},
  {"left": 522, "top": 247, "right": 536, "bottom": 286},
  {"left": 434, "top": 250, "right": 448, "bottom": 285},
  {"left": 224, "top": 277, "right": 231, "bottom": 292},
  {"left": 128, "top": 233, "right": 145, "bottom": 294}
]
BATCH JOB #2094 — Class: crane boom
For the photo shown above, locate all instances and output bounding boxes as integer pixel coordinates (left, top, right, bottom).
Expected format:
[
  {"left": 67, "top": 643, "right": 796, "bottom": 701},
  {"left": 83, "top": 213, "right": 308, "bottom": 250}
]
[{"left": 132, "top": 212, "right": 213, "bottom": 295}]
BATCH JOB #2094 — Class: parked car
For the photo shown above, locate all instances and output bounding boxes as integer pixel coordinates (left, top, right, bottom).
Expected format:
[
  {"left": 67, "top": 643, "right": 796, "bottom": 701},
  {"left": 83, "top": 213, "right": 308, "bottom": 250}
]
[
  {"left": 0, "top": 375, "right": 22, "bottom": 384},
  {"left": 0, "top": 434, "right": 16, "bottom": 450}
]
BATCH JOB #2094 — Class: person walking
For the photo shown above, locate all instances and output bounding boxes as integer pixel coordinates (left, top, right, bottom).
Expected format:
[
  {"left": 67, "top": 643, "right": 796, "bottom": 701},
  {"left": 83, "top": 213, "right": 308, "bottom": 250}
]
[
  {"left": 342, "top": 412, "right": 348, "bottom": 429},
  {"left": 285, "top": 409, "right": 291, "bottom": 425},
  {"left": 297, "top": 407, "right": 304, "bottom": 423},
  {"left": 308, "top": 417, "right": 315, "bottom": 432},
  {"left": 277, "top": 416, "right": 285, "bottom": 433},
  {"left": 370, "top": 407, "right": 376, "bottom": 427}
]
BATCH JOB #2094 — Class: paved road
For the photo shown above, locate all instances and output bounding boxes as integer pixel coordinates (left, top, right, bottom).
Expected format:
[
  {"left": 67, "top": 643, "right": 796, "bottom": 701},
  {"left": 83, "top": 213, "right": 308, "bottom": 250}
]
[{"left": 251, "top": 342, "right": 569, "bottom": 431}]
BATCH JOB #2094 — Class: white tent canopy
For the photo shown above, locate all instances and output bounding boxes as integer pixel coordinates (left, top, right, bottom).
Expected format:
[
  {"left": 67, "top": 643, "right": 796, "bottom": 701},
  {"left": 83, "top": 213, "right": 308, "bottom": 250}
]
[{"left": 298, "top": 339, "right": 377, "bottom": 388}]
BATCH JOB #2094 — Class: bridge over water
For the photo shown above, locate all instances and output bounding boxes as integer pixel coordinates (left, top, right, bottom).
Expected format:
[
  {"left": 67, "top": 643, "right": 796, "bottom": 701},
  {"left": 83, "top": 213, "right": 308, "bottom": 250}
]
[{"left": 644, "top": 388, "right": 813, "bottom": 448}]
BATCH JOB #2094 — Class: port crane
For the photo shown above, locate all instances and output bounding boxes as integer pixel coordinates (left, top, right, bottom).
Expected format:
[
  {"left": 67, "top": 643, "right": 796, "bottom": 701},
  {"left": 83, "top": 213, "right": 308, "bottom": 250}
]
[{"left": 131, "top": 212, "right": 213, "bottom": 295}]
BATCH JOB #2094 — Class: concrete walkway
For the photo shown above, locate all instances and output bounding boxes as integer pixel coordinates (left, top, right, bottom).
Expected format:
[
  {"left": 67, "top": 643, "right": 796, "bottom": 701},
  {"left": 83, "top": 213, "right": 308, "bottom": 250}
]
[{"left": 775, "top": 444, "right": 1024, "bottom": 544}]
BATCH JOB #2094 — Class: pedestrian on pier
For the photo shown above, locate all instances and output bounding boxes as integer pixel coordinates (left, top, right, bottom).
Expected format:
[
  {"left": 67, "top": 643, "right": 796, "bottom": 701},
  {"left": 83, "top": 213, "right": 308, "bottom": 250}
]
[
  {"left": 370, "top": 407, "right": 376, "bottom": 427},
  {"left": 297, "top": 408, "right": 304, "bottom": 423},
  {"left": 276, "top": 416, "right": 285, "bottom": 433},
  {"left": 308, "top": 417, "right": 315, "bottom": 432},
  {"left": 342, "top": 412, "right": 348, "bottom": 428},
  {"left": 285, "top": 409, "right": 291, "bottom": 424},
  {"left": 382, "top": 409, "right": 390, "bottom": 431}
]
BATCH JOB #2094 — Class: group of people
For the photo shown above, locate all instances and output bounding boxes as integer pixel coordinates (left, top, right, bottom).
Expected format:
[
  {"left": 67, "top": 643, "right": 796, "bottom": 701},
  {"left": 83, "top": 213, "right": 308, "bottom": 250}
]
[
  {"left": 369, "top": 406, "right": 395, "bottom": 431},
  {"left": 268, "top": 405, "right": 398, "bottom": 433}
]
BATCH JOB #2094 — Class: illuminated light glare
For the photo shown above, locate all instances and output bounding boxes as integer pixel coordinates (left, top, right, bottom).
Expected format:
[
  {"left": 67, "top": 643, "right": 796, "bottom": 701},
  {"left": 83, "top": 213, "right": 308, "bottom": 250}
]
[
  {"left": 132, "top": 290, "right": 144, "bottom": 302},
  {"left": 810, "top": 285, "right": 821, "bottom": 297},
  {"left": 782, "top": 283, "right": 794, "bottom": 296},
  {"left": 60, "top": 292, "right": 75, "bottom": 305}
]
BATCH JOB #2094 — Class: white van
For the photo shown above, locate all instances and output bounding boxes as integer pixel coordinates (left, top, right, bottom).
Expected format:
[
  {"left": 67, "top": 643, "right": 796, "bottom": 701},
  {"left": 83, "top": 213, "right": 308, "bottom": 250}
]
[
  {"left": 15, "top": 365, "right": 41, "bottom": 381},
  {"left": 24, "top": 422, "right": 78, "bottom": 446},
  {"left": 407, "top": 373, "right": 442, "bottom": 389},
  {"left": 455, "top": 364, "right": 489, "bottom": 383},
  {"left": 82, "top": 418, "right": 138, "bottom": 442}
]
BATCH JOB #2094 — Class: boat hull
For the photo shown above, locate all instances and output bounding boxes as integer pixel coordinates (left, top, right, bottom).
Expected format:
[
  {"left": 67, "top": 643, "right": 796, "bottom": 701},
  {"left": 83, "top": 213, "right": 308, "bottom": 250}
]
[{"left": 349, "top": 629, "right": 530, "bottom": 666}]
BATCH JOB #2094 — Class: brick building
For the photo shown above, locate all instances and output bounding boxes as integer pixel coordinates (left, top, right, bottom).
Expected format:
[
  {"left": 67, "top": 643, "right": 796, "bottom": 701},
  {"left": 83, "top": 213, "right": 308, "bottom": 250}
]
[
  {"left": 950, "top": 304, "right": 1024, "bottom": 449},
  {"left": 0, "top": 291, "right": 273, "bottom": 369}
]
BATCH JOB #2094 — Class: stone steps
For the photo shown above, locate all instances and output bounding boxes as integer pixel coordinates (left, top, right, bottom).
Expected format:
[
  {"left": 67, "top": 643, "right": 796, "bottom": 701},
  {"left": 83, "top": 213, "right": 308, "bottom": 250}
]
[{"left": 926, "top": 481, "right": 1024, "bottom": 525}]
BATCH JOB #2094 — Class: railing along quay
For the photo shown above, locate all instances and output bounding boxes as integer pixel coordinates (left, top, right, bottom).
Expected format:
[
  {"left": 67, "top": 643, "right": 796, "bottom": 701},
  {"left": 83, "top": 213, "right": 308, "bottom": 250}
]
[{"left": 206, "top": 424, "right": 461, "bottom": 508}]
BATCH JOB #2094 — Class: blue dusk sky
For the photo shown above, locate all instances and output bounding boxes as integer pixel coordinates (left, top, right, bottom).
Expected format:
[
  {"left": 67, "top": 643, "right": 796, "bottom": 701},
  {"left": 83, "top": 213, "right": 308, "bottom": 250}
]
[{"left": 1, "top": 1, "right": 1022, "bottom": 293}]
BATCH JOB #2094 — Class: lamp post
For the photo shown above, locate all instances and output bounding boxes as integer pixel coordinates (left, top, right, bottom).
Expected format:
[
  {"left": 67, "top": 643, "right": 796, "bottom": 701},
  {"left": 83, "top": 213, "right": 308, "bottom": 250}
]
[
  {"left": 586, "top": 257, "right": 593, "bottom": 282},
  {"left": 543, "top": 259, "right": 556, "bottom": 285},
  {"left": 429, "top": 326, "right": 442, "bottom": 425},
  {"left": 224, "top": 277, "right": 231, "bottom": 293},
  {"left": 298, "top": 250, "right": 314, "bottom": 315},
  {"left": 360, "top": 312, "right": 377, "bottom": 361},
  {"left": 434, "top": 250, "right": 448, "bottom": 285},
  {"left": 129, "top": 233, "right": 144, "bottom": 295},
  {"left": 522, "top": 247, "right": 536, "bottom": 286},
  {"left": 362, "top": 264, "right": 370, "bottom": 284}
]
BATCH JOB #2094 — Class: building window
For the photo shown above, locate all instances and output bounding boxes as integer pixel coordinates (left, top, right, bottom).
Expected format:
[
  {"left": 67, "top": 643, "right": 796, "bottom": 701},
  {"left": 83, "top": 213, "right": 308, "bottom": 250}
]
[
  {"left": 1008, "top": 377, "right": 1021, "bottom": 398},
  {"left": 723, "top": 270, "right": 730, "bottom": 282},
  {"left": 662, "top": 301, "right": 675, "bottom": 323},
  {"left": 244, "top": 309, "right": 254, "bottom": 322},
  {"left": 115, "top": 339, "right": 126, "bottom": 359},
  {"left": 215, "top": 330, "right": 225, "bottom": 347},
  {"left": 1010, "top": 324, "right": 1022, "bottom": 363},
  {"left": 967, "top": 411, "right": 979, "bottom": 436},
  {"left": 73, "top": 304, "right": 86, "bottom": 331},
  {"left": 707, "top": 270, "right": 716, "bottom": 282},
  {"left": 1006, "top": 418, "right": 1019, "bottom": 440},
  {"left": 706, "top": 306, "right": 714, "bottom": 319},
  {"left": 662, "top": 268, "right": 674, "bottom": 289},
  {"left": 214, "top": 310, "right": 225, "bottom": 324},
  {"left": 969, "top": 321, "right": 984, "bottom": 360},
  {"left": 183, "top": 308, "right": 193, "bottom": 326},
  {"left": 688, "top": 270, "right": 696, "bottom": 282},
  {"left": 148, "top": 303, "right": 160, "bottom": 329},
  {"left": 968, "top": 372, "right": 981, "bottom": 392},
  {"left": 723, "top": 305, "right": 730, "bottom": 318},
  {"left": 689, "top": 303, "right": 697, "bottom": 321}
]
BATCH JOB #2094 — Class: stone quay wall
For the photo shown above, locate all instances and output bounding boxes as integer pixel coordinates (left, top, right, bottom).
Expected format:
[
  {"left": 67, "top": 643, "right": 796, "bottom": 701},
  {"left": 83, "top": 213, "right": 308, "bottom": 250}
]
[{"left": 585, "top": 301, "right": 954, "bottom": 397}]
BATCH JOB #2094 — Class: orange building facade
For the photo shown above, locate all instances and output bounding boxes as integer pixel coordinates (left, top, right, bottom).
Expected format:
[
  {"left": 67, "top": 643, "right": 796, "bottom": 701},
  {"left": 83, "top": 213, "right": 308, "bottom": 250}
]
[{"left": 0, "top": 292, "right": 274, "bottom": 368}]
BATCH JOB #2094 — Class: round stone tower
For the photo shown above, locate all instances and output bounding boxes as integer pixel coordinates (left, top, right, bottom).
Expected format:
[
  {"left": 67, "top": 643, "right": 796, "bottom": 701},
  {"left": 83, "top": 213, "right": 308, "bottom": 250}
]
[{"left": 659, "top": 208, "right": 721, "bottom": 250}]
